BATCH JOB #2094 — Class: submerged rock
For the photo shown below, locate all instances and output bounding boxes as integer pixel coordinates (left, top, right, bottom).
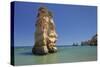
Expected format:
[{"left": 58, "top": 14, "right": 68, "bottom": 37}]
[{"left": 32, "top": 7, "right": 58, "bottom": 55}]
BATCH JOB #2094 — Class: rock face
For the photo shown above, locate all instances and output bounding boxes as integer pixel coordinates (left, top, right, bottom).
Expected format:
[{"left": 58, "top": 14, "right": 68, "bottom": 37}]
[
  {"left": 32, "top": 7, "right": 58, "bottom": 55},
  {"left": 81, "top": 34, "right": 97, "bottom": 46}
]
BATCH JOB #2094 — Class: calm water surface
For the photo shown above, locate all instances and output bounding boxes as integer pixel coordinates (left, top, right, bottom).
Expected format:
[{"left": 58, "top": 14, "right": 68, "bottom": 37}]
[{"left": 14, "top": 46, "right": 97, "bottom": 66}]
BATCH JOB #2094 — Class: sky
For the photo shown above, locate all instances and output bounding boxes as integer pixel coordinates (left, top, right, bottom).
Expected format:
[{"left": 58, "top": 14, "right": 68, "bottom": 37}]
[{"left": 13, "top": 1, "right": 97, "bottom": 47}]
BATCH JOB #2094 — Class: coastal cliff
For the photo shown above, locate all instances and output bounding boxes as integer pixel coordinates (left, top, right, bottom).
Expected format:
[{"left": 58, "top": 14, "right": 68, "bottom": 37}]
[{"left": 81, "top": 34, "right": 97, "bottom": 46}]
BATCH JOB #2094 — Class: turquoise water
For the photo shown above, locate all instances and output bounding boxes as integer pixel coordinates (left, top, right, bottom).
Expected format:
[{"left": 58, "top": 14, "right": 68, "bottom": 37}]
[{"left": 14, "top": 46, "right": 97, "bottom": 66}]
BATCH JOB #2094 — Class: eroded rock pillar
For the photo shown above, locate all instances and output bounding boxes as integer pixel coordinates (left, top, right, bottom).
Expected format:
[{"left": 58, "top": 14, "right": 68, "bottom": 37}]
[{"left": 32, "top": 7, "right": 58, "bottom": 55}]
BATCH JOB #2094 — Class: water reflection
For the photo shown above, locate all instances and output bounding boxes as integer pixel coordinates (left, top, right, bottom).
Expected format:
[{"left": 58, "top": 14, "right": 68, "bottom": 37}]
[{"left": 31, "top": 53, "right": 58, "bottom": 64}]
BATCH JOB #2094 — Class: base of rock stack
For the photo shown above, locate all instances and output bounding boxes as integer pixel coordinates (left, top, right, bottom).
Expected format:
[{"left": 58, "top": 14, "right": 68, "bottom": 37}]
[
  {"left": 32, "top": 46, "right": 48, "bottom": 55},
  {"left": 48, "top": 47, "right": 57, "bottom": 53},
  {"left": 32, "top": 46, "right": 57, "bottom": 55}
]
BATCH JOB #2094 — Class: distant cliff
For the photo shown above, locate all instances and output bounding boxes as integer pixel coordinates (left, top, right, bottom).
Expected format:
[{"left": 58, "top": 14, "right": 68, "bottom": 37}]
[
  {"left": 72, "top": 43, "right": 79, "bottom": 46},
  {"left": 81, "top": 34, "right": 97, "bottom": 46}
]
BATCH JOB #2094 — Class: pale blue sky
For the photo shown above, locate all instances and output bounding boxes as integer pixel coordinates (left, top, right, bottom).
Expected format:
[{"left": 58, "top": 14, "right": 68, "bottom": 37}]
[{"left": 13, "top": 1, "right": 97, "bottom": 46}]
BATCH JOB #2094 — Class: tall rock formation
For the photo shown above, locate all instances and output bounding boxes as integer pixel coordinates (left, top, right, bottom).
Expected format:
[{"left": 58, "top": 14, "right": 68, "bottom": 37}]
[{"left": 32, "top": 7, "right": 58, "bottom": 55}]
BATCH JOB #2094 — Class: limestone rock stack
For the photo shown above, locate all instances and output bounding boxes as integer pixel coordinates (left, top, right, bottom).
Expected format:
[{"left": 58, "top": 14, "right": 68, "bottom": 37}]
[{"left": 32, "top": 7, "right": 58, "bottom": 55}]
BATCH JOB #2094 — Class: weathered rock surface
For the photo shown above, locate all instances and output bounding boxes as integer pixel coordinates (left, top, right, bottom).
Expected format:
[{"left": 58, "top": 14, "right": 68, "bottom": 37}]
[
  {"left": 32, "top": 7, "right": 58, "bottom": 55},
  {"left": 81, "top": 34, "right": 97, "bottom": 46}
]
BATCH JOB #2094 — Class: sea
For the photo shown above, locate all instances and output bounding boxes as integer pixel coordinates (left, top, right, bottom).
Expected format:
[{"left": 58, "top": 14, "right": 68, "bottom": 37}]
[{"left": 14, "top": 46, "right": 97, "bottom": 66}]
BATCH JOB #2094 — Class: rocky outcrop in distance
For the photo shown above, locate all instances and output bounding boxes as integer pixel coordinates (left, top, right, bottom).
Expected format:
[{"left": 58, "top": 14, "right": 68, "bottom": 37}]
[{"left": 81, "top": 34, "right": 97, "bottom": 46}]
